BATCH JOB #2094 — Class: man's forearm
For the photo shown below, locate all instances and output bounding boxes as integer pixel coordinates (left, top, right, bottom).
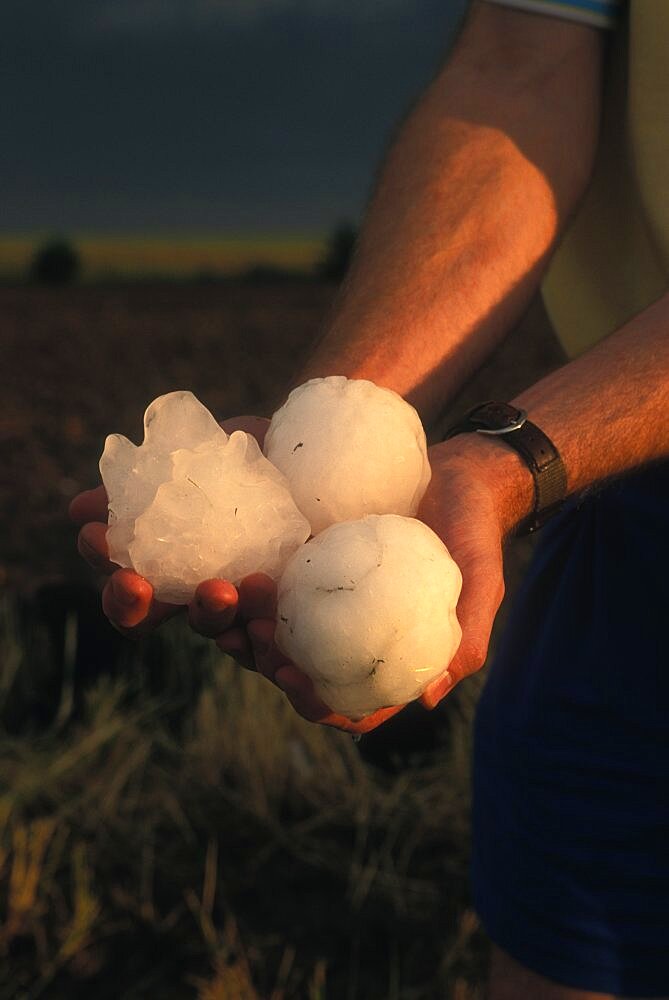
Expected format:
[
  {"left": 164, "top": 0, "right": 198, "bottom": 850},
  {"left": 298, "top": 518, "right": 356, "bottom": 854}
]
[
  {"left": 292, "top": 4, "right": 603, "bottom": 426},
  {"left": 515, "top": 292, "right": 669, "bottom": 497},
  {"left": 443, "top": 292, "right": 669, "bottom": 538}
]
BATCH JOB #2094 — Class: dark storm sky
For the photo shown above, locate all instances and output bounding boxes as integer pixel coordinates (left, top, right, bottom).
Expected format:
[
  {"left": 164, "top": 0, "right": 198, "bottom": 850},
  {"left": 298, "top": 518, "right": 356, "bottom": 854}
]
[{"left": 2, "top": 0, "right": 468, "bottom": 233}]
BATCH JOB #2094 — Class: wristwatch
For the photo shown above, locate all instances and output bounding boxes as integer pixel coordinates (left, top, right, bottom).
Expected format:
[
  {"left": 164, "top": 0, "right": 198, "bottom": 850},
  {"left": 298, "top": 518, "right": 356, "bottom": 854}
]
[{"left": 443, "top": 400, "right": 568, "bottom": 534}]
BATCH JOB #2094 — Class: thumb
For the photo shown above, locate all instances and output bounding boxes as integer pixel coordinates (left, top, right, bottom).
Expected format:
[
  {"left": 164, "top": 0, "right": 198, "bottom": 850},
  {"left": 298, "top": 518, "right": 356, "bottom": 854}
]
[{"left": 420, "top": 554, "right": 505, "bottom": 709}]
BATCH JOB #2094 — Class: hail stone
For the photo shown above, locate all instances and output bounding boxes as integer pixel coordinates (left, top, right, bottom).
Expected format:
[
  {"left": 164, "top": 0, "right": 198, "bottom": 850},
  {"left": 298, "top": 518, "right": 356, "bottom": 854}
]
[
  {"left": 274, "top": 514, "right": 462, "bottom": 719},
  {"left": 99, "top": 391, "right": 310, "bottom": 604},
  {"left": 264, "top": 376, "right": 431, "bottom": 535}
]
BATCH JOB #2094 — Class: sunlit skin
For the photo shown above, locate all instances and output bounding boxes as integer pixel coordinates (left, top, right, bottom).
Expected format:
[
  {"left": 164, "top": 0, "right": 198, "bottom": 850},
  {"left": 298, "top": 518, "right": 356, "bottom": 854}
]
[
  {"left": 70, "top": 0, "right": 669, "bottom": 991},
  {"left": 72, "top": 413, "right": 515, "bottom": 736},
  {"left": 69, "top": 0, "right": 669, "bottom": 742},
  {"left": 72, "top": 392, "right": 526, "bottom": 727},
  {"left": 71, "top": 271, "right": 669, "bottom": 735}
]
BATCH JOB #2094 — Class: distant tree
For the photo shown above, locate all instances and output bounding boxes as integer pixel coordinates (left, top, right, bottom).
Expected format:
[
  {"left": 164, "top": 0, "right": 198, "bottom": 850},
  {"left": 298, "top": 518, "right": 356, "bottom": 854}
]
[
  {"left": 318, "top": 223, "right": 357, "bottom": 282},
  {"left": 29, "top": 237, "right": 81, "bottom": 285}
]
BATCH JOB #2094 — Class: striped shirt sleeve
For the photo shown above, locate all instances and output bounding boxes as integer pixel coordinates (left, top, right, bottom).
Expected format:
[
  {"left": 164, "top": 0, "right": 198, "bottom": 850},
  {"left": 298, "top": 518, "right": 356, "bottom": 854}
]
[{"left": 481, "top": 0, "right": 622, "bottom": 30}]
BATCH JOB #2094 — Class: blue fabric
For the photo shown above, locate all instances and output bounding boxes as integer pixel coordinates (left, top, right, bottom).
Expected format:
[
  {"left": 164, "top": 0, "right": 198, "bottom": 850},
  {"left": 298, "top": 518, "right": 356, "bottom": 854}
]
[
  {"left": 472, "top": 460, "right": 669, "bottom": 996},
  {"left": 482, "top": 0, "right": 622, "bottom": 29}
]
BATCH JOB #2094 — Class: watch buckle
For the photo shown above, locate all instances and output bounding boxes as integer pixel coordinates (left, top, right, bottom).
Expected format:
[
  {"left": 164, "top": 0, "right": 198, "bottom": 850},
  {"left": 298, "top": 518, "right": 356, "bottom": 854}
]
[{"left": 475, "top": 408, "right": 527, "bottom": 435}]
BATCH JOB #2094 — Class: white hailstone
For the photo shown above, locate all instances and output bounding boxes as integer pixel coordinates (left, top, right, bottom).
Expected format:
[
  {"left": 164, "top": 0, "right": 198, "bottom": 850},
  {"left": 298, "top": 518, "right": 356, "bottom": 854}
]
[
  {"left": 275, "top": 515, "right": 462, "bottom": 719},
  {"left": 99, "top": 391, "right": 310, "bottom": 604},
  {"left": 264, "top": 376, "right": 431, "bottom": 534}
]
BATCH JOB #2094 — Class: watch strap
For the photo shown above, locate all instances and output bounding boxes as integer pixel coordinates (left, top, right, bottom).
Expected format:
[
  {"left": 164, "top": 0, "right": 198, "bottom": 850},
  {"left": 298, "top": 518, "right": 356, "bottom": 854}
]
[{"left": 444, "top": 401, "right": 568, "bottom": 534}]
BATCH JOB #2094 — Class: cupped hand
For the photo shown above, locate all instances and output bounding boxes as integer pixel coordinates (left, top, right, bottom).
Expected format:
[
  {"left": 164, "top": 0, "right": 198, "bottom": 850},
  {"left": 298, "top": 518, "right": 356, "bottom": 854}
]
[
  {"left": 69, "top": 415, "right": 270, "bottom": 638},
  {"left": 235, "top": 438, "right": 513, "bottom": 731},
  {"left": 415, "top": 438, "right": 514, "bottom": 710},
  {"left": 71, "top": 410, "right": 515, "bottom": 732},
  {"left": 218, "top": 572, "right": 406, "bottom": 735}
]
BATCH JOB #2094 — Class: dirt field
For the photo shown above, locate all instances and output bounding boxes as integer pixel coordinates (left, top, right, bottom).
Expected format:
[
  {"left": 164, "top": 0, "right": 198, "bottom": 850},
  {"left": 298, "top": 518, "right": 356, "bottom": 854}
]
[{"left": 0, "top": 280, "right": 564, "bottom": 598}]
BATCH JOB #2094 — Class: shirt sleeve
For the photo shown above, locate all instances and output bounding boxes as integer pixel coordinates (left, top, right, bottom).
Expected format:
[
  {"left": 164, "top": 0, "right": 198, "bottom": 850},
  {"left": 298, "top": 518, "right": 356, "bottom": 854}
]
[{"left": 481, "top": 0, "right": 622, "bottom": 30}]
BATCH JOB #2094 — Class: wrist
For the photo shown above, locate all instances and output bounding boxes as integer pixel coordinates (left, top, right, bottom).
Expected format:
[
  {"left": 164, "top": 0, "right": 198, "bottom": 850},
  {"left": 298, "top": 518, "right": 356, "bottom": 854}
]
[
  {"left": 433, "top": 433, "right": 535, "bottom": 539},
  {"left": 443, "top": 400, "right": 570, "bottom": 535}
]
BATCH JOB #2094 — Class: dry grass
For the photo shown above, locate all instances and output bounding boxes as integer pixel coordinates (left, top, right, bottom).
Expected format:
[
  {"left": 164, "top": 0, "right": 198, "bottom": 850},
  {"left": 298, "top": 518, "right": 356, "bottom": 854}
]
[{"left": 0, "top": 598, "right": 487, "bottom": 998}]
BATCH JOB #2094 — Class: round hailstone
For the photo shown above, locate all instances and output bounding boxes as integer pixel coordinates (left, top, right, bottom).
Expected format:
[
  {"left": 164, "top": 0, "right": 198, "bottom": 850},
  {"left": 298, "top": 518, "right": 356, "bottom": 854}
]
[
  {"left": 275, "top": 514, "right": 462, "bottom": 719},
  {"left": 100, "top": 391, "right": 310, "bottom": 604},
  {"left": 264, "top": 376, "right": 431, "bottom": 535}
]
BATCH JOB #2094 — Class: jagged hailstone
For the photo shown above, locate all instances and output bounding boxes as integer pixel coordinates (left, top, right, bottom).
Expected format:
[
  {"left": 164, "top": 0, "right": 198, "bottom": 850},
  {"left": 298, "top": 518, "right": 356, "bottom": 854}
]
[
  {"left": 274, "top": 515, "right": 462, "bottom": 719},
  {"left": 264, "top": 376, "right": 431, "bottom": 534},
  {"left": 99, "top": 391, "right": 310, "bottom": 604}
]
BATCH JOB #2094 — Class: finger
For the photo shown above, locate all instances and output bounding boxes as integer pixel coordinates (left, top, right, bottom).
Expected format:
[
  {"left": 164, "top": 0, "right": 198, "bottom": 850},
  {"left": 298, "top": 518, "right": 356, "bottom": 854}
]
[
  {"left": 102, "top": 568, "right": 179, "bottom": 635},
  {"left": 237, "top": 573, "right": 277, "bottom": 621},
  {"left": 420, "top": 563, "right": 504, "bottom": 711},
  {"left": 451, "top": 573, "right": 503, "bottom": 681},
  {"left": 273, "top": 665, "right": 339, "bottom": 723},
  {"left": 216, "top": 626, "right": 256, "bottom": 670},
  {"left": 188, "top": 579, "right": 239, "bottom": 638},
  {"left": 219, "top": 415, "right": 270, "bottom": 449},
  {"left": 352, "top": 703, "right": 406, "bottom": 734},
  {"left": 246, "top": 618, "right": 290, "bottom": 680},
  {"left": 420, "top": 667, "right": 458, "bottom": 710},
  {"left": 273, "top": 666, "right": 406, "bottom": 733},
  {"left": 69, "top": 486, "right": 108, "bottom": 526},
  {"left": 77, "top": 522, "right": 118, "bottom": 575}
]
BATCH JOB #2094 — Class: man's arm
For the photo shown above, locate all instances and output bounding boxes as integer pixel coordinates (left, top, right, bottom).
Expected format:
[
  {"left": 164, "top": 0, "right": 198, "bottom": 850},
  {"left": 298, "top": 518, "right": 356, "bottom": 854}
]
[
  {"left": 74, "top": 1, "right": 601, "bottom": 637},
  {"left": 268, "top": 269, "right": 669, "bottom": 728},
  {"left": 259, "top": 3, "right": 669, "bottom": 724},
  {"left": 293, "top": 1, "right": 605, "bottom": 424},
  {"left": 72, "top": 2, "right": 669, "bottom": 732},
  {"left": 292, "top": 0, "right": 667, "bottom": 532}
]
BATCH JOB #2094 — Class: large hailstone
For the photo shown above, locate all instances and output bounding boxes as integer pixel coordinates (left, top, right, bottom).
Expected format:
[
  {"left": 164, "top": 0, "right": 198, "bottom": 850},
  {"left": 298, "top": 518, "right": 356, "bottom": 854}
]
[
  {"left": 99, "top": 391, "right": 310, "bottom": 604},
  {"left": 275, "top": 515, "right": 462, "bottom": 719},
  {"left": 264, "top": 376, "right": 431, "bottom": 534}
]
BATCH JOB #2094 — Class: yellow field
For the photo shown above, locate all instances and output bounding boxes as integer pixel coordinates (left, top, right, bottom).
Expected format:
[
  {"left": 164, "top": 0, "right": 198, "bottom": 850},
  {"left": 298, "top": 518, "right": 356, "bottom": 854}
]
[{"left": 0, "top": 233, "right": 326, "bottom": 280}]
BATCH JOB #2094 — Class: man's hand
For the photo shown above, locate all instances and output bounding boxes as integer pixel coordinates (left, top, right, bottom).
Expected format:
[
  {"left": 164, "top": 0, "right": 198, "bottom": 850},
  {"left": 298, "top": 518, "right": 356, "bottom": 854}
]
[
  {"left": 70, "top": 407, "right": 404, "bottom": 733},
  {"left": 71, "top": 406, "right": 527, "bottom": 732},
  {"left": 233, "top": 435, "right": 531, "bottom": 731},
  {"left": 69, "top": 415, "right": 270, "bottom": 638},
  {"left": 219, "top": 570, "right": 406, "bottom": 735},
  {"left": 416, "top": 438, "right": 521, "bottom": 708}
]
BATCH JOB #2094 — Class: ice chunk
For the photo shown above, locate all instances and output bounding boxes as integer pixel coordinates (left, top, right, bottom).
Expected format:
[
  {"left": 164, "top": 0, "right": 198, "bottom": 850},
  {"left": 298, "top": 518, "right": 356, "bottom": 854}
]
[
  {"left": 100, "top": 391, "right": 310, "bottom": 604},
  {"left": 264, "top": 376, "right": 431, "bottom": 534},
  {"left": 275, "top": 514, "right": 462, "bottom": 719},
  {"left": 143, "top": 390, "right": 223, "bottom": 452}
]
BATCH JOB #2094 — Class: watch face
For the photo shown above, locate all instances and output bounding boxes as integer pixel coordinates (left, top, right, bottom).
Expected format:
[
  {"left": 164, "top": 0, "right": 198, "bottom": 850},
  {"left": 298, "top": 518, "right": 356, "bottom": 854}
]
[
  {"left": 447, "top": 403, "right": 567, "bottom": 534},
  {"left": 469, "top": 401, "right": 526, "bottom": 434}
]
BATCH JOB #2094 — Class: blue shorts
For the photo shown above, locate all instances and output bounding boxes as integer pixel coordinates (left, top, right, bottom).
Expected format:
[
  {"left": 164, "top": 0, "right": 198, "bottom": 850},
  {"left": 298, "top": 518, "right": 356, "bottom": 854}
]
[{"left": 472, "top": 461, "right": 669, "bottom": 997}]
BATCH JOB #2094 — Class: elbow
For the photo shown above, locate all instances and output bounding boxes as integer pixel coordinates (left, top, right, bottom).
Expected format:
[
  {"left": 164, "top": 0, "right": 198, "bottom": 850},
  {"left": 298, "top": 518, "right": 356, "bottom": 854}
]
[{"left": 436, "top": 0, "right": 605, "bottom": 223}]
